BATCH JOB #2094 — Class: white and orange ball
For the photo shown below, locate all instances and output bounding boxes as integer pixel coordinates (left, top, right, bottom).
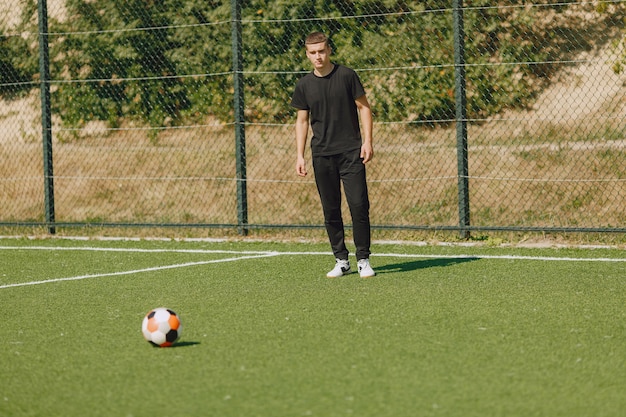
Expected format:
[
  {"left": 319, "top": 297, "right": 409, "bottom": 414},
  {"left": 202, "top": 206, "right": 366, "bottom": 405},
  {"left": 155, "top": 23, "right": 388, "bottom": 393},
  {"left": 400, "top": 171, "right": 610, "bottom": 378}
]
[{"left": 142, "top": 308, "right": 182, "bottom": 347}]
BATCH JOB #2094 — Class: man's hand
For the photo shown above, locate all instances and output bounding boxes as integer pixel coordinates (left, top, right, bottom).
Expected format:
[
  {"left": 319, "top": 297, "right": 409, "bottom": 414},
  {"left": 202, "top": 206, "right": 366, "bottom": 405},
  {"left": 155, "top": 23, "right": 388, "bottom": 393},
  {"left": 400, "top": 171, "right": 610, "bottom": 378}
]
[
  {"left": 296, "top": 156, "right": 307, "bottom": 176},
  {"left": 355, "top": 95, "right": 374, "bottom": 164},
  {"left": 360, "top": 143, "right": 374, "bottom": 164}
]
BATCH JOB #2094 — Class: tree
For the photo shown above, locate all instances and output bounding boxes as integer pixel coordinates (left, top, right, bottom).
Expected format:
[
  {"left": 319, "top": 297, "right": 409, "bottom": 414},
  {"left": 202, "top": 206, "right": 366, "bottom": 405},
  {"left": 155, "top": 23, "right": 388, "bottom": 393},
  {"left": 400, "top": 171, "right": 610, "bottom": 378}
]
[
  {"left": 50, "top": 0, "right": 232, "bottom": 132},
  {"left": 39, "top": 0, "right": 618, "bottom": 132},
  {"left": 0, "top": 1, "right": 38, "bottom": 97}
]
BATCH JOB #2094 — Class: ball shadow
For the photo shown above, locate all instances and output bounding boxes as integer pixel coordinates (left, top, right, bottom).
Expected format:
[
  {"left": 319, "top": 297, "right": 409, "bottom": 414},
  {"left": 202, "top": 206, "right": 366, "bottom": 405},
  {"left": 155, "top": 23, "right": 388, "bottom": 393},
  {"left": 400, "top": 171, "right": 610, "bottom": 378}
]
[{"left": 172, "top": 341, "right": 201, "bottom": 348}]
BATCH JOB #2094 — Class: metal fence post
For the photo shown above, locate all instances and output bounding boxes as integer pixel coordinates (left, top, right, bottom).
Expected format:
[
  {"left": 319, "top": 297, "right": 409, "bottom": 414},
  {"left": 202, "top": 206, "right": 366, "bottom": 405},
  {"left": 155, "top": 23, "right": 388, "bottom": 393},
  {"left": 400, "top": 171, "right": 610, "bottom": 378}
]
[
  {"left": 453, "top": 0, "right": 470, "bottom": 239},
  {"left": 231, "top": 0, "right": 248, "bottom": 235},
  {"left": 38, "top": 0, "right": 55, "bottom": 234}
]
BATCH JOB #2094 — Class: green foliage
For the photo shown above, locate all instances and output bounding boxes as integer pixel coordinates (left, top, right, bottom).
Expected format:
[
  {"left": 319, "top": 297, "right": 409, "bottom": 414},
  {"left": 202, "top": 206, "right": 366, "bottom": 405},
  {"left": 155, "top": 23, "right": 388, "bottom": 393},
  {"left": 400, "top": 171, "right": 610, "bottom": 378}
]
[
  {"left": 240, "top": 0, "right": 566, "bottom": 123},
  {"left": 2, "top": 1, "right": 619, "bottom": 129},
  {"left": 0, "top": 34, "right": 33, "bottom": 95},
  {"left": 0, "top": 2, "right": 38, "bottom": 96},
  {"left": 611, "top": 34, "right": 626, "bottom": 75},
  {"left": 50, "top": 0, "right": 232, "bottom": 131}
]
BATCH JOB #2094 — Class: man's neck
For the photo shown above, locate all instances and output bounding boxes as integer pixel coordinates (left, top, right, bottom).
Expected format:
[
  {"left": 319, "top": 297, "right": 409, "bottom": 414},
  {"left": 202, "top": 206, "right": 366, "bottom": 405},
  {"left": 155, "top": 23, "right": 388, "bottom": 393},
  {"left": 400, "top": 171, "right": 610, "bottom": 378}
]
[{"left": 314, "top": 63, "right": 335, "bottom": 77}]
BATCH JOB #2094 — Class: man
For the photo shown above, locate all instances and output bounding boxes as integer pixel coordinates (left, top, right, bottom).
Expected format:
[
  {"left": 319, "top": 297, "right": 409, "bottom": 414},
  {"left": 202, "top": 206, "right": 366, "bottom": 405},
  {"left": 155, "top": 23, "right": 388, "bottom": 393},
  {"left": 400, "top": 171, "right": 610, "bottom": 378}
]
[{"left": 291, "top": 32, "right": 375, "bottom": 278}]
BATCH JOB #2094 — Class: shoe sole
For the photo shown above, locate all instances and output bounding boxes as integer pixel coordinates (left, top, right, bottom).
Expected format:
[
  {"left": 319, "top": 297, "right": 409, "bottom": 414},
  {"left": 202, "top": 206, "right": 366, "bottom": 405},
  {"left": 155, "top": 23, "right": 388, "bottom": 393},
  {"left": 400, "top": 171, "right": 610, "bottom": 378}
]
[{"left": 327, "top": 268, "right": 351, "bottom": 278}]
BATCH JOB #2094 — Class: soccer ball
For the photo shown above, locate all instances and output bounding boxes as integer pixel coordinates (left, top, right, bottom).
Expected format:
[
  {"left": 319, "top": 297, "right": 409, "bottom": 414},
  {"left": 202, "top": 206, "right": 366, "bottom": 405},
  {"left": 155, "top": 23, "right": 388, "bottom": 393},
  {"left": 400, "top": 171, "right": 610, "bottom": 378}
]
[{"left": 142, "top": 308, "right": 182, "bottom": 347}]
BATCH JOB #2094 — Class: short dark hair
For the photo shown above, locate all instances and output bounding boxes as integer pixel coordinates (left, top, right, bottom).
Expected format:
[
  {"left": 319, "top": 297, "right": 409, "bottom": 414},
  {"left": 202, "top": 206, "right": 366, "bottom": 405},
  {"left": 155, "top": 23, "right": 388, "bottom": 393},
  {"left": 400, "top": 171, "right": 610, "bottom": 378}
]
[{"left": 304, "top": 32, "right": 329, "bottom": 46}]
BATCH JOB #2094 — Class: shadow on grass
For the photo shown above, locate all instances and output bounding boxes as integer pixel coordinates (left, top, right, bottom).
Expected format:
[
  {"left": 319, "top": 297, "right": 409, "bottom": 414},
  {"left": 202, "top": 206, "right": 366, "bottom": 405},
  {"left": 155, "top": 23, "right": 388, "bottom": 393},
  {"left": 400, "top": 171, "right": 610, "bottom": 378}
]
[
  {"left": 151, "top": 341, "right": 201, "bottom": 348},
  {"left": 173, "top": 341, "right": 201, "bottom": 348},
  {"left": 375, "top": 257, "right": 479, "bottom": 274}
]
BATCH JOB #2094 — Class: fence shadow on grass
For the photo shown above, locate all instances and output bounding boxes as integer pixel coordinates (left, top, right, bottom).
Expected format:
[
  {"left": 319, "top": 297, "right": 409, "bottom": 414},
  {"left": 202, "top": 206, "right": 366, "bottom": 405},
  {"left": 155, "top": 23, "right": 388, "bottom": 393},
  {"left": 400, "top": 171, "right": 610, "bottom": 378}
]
[{"left": 375, "top": 257, "right": 479, "bottom": 274}]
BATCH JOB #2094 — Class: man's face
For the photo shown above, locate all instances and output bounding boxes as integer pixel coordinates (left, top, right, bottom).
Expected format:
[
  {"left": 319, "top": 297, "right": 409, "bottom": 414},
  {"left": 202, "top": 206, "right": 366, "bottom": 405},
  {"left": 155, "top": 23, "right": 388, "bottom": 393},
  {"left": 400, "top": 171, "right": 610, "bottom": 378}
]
[{"left": 305, "top": 42, "right": 331, "bottom": 70}]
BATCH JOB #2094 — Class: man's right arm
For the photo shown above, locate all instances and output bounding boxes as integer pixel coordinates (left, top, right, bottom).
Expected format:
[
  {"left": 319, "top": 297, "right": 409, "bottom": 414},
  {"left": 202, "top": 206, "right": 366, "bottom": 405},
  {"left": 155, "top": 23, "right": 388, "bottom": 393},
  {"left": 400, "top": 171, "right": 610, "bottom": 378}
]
[{"left": 295, "top": 109, "right": 309, "bottom": 177}]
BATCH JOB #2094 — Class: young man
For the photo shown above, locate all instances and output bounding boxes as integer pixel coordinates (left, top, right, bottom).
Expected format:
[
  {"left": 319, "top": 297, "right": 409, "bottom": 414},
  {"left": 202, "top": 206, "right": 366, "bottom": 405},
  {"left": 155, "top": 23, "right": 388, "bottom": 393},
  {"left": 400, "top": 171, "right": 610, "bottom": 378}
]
[{"left": 291, "top": 32, "right": 375, "bottom": 278}]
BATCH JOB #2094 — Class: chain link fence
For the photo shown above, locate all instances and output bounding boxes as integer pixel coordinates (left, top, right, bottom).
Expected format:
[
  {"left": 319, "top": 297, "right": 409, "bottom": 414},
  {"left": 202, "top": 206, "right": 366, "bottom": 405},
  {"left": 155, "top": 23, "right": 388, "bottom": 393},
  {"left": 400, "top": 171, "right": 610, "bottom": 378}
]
[{"left": 1, "top": 0, "right": 625, "bottom": 236}]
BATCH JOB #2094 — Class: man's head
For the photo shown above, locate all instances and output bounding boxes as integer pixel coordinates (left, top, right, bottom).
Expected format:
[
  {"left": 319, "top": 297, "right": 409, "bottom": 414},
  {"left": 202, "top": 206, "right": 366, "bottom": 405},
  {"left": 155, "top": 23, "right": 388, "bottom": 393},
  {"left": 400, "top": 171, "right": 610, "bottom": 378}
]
[
  {"left": 305, "top": 32, "right": 329, "bottom": 48},
  {"left": 304, "top": 32, "right": 332, "bottom": 73}
]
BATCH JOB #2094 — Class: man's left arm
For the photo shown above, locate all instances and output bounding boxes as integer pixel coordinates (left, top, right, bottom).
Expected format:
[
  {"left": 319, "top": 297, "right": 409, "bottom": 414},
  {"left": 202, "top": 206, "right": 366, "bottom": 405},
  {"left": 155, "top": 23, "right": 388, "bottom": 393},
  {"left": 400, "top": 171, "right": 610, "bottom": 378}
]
[{"left": 356, "top": 95, "right": 374, "bottom": 163}]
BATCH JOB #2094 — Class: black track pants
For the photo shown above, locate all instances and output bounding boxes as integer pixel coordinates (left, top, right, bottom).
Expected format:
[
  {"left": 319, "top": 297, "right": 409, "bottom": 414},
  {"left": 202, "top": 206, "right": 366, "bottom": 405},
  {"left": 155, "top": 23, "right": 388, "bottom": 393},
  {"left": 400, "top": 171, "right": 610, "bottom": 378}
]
[{"left": 312, "top": 149, "right": 371, "bottom": 260}]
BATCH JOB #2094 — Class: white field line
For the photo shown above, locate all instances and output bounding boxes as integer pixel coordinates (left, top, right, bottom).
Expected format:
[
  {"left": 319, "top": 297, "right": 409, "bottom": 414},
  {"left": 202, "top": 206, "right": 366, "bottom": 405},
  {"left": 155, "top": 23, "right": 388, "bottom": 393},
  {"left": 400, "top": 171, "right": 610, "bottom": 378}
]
[
  {"left": 273, "top": 251, "right": 626, "bottom": 263},
  {"left": 1, "top": 246, "right": 624, "bottom": 290},
  {"left": 2, "top": 246, "right": 625, "bottom": 262},
  {"left": 0, "top": 246, "right": 279, "bottom": 255},
  {"left": 0, "top": 252, "right": 280, "bottom": 290},
  {"left": 377, "top": 252, "right": 626, "bottom": 262}
]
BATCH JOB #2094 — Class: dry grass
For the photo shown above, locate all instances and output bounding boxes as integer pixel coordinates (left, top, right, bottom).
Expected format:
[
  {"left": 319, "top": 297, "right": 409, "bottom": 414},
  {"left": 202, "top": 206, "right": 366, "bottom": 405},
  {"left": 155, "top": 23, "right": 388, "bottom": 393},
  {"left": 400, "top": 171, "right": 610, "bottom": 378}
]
[{"left": 2, "top": 105, "right": 625, "bottom": 233}]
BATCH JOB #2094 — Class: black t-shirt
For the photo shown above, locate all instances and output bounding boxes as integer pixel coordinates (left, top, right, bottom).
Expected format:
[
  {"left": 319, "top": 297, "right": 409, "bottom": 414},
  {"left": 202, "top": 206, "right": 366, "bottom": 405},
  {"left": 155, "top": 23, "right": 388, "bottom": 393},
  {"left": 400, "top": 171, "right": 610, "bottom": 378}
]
[{"left": 291, "top": 64, "right": 366, "bottom": 156}]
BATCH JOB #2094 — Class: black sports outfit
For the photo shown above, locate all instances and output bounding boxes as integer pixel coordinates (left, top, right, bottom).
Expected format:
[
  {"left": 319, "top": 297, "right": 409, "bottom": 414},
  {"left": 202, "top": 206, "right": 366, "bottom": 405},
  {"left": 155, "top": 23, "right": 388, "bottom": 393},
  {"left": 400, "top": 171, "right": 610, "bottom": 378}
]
[{"left": 291, "top": 64, "right": 371, "bottom": 261}]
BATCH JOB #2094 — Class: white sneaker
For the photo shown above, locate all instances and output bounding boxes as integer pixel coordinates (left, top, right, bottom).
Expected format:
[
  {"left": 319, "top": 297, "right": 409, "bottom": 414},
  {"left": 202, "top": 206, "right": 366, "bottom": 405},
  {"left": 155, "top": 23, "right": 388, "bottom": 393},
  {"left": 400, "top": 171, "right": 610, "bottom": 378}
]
[
  {"left": 357, "top": 258, "right": 375, "bottom": 278},
  {"left": 326, "top": 258, "right": 351, "bottom": 278}
]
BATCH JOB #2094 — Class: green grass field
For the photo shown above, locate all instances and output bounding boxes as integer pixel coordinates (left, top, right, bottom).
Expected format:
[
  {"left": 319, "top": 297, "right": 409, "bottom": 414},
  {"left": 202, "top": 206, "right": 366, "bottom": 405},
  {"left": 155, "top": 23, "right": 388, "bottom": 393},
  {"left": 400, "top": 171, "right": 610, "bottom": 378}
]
[{"left": 1, "top": 238, "right": 624, "bottom": 417}]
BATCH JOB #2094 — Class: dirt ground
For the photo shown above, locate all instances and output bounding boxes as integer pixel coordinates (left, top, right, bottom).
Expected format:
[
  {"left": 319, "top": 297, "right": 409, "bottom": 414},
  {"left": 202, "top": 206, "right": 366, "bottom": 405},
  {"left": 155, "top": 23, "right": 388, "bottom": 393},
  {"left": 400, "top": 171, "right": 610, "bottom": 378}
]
[{"left": 0, "top": 0, "right": 66, "bottom": 29}]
